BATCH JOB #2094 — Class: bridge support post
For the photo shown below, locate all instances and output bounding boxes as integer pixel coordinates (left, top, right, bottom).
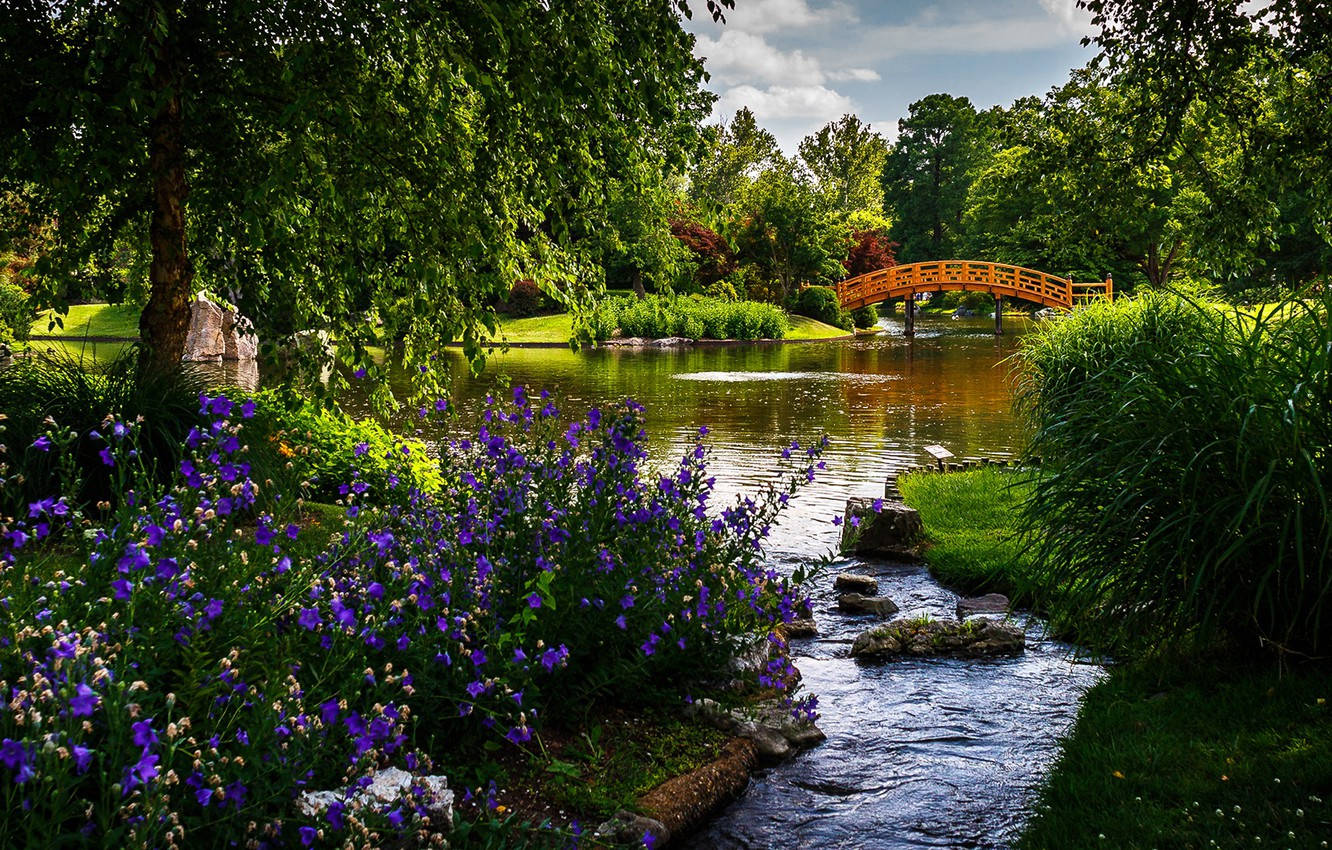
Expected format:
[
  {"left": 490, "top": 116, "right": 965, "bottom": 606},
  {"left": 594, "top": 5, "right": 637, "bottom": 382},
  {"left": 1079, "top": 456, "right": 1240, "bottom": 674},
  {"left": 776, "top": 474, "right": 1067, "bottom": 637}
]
[
  {"left": 904, "top": 296, "right": 914, "bottom": 337},
  {"left": 994, "top": 295, "right": 1003, "bottom": 335}
]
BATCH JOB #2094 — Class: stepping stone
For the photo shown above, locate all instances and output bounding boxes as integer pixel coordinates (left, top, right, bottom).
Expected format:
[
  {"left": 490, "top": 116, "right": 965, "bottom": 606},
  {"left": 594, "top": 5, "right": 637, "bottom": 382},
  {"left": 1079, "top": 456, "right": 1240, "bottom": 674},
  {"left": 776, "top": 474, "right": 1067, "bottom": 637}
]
[
  {"left": 833, "top": 572, "right": 879, "bottom": 595},
  {"left": 851, "top": 617, "right": 1025, "bottom": 660},
  {"left": 956, "top": 593, "right": 1010, "bottom": 618},
  {"left": 836, "top": 593, "right": 899, "bottom": 618}
]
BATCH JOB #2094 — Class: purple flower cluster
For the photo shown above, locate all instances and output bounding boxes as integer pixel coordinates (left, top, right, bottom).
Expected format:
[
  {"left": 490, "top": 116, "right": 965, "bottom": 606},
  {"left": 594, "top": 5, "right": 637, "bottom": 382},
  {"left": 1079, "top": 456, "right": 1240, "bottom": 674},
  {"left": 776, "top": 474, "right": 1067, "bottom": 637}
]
[{"left": 0, "top": 386, "right": 825, "bottom": 846}]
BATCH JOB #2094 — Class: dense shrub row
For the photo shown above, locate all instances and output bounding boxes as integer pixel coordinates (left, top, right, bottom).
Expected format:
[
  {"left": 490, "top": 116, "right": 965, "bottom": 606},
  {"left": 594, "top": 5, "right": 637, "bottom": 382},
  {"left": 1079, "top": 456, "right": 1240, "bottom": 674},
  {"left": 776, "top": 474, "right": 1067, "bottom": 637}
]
[
  {"left": 0, "top": 283, "right": 29, "bottom": 345},
  {"left": 0, "top": 384, "right": 823, "bottom": 846},
  {"left": 595, "top": 294, "right": 789, "bottom": 340},
  {"left": 1015, "top": 291, "right": 1332, "bottom": 656}
]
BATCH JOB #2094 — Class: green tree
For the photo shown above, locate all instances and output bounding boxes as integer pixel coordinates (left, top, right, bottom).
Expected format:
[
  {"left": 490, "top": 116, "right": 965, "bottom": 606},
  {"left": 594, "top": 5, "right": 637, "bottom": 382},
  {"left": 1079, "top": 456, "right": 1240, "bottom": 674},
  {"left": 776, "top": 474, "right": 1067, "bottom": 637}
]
[
  {"left": 1, "top": 0, "right": 719, "bottom": 375},
  {"left": 729, "top": 161, "right": 847, "bottom": 302},
  {"left": 601, "top": 167, "right": 687, "bottom": 299},
  {"left": 688, "top": 107, "right": 781, "bottom": 220},
  {"left": 881, "top": 94, "right": 989, "bottom": 262},
  {"left": 797, "top": 114, "right": 889, "bottom": 214}
]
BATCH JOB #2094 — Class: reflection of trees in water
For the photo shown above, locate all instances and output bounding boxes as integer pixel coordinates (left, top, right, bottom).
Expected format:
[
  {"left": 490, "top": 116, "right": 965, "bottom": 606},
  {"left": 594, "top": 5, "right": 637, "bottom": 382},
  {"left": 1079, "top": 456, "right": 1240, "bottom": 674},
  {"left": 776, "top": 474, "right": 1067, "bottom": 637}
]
[{"left": 377, "top": 322, "right": 1027, "bottom": 474}]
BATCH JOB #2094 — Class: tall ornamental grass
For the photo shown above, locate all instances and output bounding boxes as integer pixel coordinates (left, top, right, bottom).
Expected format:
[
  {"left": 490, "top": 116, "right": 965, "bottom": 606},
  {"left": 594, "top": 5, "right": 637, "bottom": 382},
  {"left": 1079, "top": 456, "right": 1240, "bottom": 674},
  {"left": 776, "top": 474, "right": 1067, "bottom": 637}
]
[
  {"left": 1015, "top": 290, "right": 1331, "bottom": 656},
  {"left": 0, "top": 386, "right": 823, "bottom": 847},
  {"left": 604, "top": 294, "right": 788, "bottom": 340}
]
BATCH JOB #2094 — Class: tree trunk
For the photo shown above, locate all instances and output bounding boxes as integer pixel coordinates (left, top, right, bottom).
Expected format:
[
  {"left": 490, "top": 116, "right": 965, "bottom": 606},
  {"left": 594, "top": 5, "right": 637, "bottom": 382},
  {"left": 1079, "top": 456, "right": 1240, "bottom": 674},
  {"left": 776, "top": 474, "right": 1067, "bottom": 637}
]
[
  {"left": 139, "top": 10, "right": 192, "bottom": 375},
  {"left": 631, "top": 266, "right": 645, "bottom": 299}
]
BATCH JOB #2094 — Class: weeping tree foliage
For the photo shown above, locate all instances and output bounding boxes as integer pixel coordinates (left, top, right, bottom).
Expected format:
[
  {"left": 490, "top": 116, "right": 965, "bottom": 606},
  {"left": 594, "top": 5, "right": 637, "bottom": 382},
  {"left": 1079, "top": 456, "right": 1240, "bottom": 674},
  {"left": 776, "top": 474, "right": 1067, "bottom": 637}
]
[
  {"left": 0, "top": 0, "right": 730, "bottom": 381},
  {"left": 1015, "top": 292, "right": 1332, "bottom": 657}
]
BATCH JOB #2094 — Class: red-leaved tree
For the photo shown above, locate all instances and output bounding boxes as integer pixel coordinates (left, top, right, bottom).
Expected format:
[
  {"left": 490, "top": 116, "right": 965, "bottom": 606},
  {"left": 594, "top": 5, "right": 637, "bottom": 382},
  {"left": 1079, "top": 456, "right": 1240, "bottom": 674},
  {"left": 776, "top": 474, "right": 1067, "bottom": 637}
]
[
  {"left": 843, "top": 229, "right": 897, "bottom": 278},
  {"left": 669, "top": 217, "right": 737, "bottom": 286}
]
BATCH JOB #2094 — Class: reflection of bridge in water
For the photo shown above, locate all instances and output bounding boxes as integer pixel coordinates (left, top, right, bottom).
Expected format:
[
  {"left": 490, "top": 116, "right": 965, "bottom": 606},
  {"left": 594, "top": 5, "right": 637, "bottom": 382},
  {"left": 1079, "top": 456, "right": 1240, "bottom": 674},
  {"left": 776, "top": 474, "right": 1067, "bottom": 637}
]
[{"left": 836, "top": 260, "right": 1113, "bottom": 336}]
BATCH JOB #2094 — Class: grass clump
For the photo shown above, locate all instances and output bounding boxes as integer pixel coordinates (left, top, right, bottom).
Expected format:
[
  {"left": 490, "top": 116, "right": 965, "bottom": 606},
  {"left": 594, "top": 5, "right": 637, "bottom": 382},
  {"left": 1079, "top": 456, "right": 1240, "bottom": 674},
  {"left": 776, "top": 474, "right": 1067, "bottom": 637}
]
[
  {"left": 1014, "top": 290, "right": 1332, "bottom": 657},
  {"left": 609, "top": 293, "right": 789, "bottom": 340},
  {"left": 899, "top": 467, "right": 1039, "bottom": 596}
]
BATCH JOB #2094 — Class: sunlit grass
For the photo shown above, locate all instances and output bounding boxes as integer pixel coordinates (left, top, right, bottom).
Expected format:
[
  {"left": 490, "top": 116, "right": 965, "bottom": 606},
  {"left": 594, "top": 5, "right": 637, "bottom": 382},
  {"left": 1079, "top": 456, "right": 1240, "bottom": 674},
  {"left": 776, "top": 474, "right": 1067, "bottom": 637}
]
[
  {"left": 495, "top": 311, "right": 849, "bottom": 343},
  {"left": 30, "top": 303, "right": 141, "bottom": 339}
]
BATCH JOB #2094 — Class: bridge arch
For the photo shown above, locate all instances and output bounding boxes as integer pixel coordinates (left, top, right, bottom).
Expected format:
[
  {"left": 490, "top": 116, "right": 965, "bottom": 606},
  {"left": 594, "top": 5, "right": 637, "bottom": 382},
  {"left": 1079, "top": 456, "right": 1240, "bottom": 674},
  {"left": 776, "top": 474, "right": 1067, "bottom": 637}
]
[{"left": 836, "top": 260, "right": 1112, "bottom": 313}]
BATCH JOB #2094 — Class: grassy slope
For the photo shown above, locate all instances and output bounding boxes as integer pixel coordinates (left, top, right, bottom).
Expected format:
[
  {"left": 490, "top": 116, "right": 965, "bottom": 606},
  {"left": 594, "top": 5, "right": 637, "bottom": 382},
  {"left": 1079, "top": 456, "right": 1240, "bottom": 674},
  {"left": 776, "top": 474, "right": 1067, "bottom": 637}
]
[
  {"left": 496, "top": 311, "right": 849, "bottom": 344},
  {"left": 901, "top": 468, "right": 1332, "bottom": 849},
  {"left": 31, "top": 303, "right": 141, "bottom": 339},
  {"left": 785, "top": 314, "right": 851, "bottom": 340},
  {"left": 30, "top": 303, "right": 851, "bottom": 346}
]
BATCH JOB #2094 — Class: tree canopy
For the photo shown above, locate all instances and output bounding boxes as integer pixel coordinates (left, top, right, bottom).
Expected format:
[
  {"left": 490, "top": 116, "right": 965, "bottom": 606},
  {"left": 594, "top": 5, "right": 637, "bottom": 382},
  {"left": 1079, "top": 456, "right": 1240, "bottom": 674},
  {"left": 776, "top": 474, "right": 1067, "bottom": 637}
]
[{"left": 1, "top": 0, "right": 720, "bottom": 377}]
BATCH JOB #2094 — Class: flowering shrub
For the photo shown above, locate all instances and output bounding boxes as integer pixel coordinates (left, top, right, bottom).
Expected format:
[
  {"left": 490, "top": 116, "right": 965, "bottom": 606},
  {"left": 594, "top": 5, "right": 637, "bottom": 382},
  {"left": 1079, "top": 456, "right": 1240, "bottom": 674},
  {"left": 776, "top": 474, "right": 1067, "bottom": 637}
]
[{"left": 0, "top": 386, "right": 824, "bottom": 846}]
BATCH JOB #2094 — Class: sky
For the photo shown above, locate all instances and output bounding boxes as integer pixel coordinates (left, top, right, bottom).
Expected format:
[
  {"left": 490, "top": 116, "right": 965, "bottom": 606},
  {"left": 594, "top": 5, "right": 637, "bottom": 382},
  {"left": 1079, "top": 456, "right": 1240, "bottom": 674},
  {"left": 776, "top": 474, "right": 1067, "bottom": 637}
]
[{"left": 682, "top": 0, "right": 1099, "bottom": 151}]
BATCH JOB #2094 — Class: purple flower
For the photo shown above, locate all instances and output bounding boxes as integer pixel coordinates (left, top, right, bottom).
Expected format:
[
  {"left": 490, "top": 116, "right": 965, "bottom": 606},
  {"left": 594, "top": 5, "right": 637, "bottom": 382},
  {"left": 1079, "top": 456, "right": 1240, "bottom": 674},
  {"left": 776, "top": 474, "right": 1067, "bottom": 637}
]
[
  {"left": 525, "top": 593, "right": 542, "bottom": 609},
  {"left": 69, "top": 683, "right": 99, "bottom": 717},
  {"left": 72, "top": 744, "right": 92, "bottom": 774},
  {"left": 111, "top": 579, "right": 132, "bottom": 601},
  {"left": 98, "top": 446, "right": 115, "bottom": 467},
  {"left": 300, "top": 825, "right": 317, "bottom": 846},
  {"left": 31, "top": 435, "right": 52, "bottom": 452},
  {"left": 298, "top": 608, "right": 321, "bottom": 630},
  {"left": 125, "top": 750, "right": 159, "bottom": 790},
  {"left": 196, "top": 787, "right": 214, "bottom": 807},
  {"left": 131, "top": 719, "right": 158, "bottom": 748},
  {"left": 240, "top": 399, "right": 257, "bottom": 419},
  {"left": 353, "top": 441, "right": 369, "bottom": 457}
]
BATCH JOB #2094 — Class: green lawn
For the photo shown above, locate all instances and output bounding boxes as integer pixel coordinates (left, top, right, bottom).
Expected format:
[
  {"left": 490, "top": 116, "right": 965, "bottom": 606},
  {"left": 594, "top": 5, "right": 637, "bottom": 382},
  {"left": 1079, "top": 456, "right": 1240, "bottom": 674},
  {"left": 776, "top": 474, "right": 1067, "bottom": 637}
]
[
  {"left": 1021, "top": 661, "right": 1332, "bottom": 850},
  {"left": 898, "top": 467, "right": 1037, "bottom": 596},
  {"left": 493, "top": 313, "right": 580, "bottom": 344},
  {"left": 31, "top": 303, "right": 141, "bottom": 339}
]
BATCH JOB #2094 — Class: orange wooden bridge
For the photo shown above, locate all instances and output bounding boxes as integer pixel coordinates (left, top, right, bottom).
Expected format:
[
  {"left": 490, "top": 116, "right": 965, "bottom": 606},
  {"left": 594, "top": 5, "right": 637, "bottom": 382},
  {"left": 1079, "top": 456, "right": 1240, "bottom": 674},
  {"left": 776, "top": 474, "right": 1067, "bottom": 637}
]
[{"left": 836, "top": 260, "right": 1113, "bottom": 335}]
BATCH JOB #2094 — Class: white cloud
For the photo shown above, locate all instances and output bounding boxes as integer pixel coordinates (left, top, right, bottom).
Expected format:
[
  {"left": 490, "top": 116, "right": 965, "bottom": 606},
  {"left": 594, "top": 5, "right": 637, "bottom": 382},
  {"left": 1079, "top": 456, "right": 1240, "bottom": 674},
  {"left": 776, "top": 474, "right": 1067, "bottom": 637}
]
[
  {"left": 827, "top": 67, "right": 881, "bottom": 82},
  {"left": 1037, "top": 0, "right": 1097, "bottom": 36},
  {"left": 694, "top": 30, "right": 827, "bottom": 85},
  {"left": 714, "top": 84, "right": 854, "bottom": 122}
]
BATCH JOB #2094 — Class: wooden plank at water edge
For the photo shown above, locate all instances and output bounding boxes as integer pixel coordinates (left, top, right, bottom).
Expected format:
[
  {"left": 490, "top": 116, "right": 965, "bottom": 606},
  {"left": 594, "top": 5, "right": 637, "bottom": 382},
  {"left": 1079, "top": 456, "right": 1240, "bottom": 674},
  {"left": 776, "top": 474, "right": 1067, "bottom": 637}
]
[{"left": 924, "top": 444, "right": 953, "bottom": 470}]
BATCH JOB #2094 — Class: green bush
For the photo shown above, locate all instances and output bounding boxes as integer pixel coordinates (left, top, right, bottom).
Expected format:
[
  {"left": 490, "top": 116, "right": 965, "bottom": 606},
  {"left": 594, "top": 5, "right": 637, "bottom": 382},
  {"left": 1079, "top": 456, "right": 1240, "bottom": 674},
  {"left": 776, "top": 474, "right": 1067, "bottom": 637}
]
[
  {"left": 793, "top": 285, "right": 852, "bottom": 330},
  {"left": 602, "top": 294, "right": 788, "bottom": 340},
  {"left": 851, "top": 305, "right": 878, "bottom": 329},
  {"left": 243, "top": 389, "right": 442, "bottom": 504},
  {"left": 0, "top": 282, "right": 31, "bottom": 344},
  {"left": 1015, "top": 291, "right": 1332, "bottom": 656},
  {"left": 0, "top": 348, "right": 205, "bottom": 513}
]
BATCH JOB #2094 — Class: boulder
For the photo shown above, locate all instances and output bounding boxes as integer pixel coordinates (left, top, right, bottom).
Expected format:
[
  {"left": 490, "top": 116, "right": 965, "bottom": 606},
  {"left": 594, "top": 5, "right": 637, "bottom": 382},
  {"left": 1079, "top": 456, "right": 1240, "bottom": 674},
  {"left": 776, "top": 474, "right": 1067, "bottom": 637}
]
[
  {"left": 222, "top": 310, "right": 259, "bottom": 361},
  {"left": 841, "top": 498, "right": 923, "bottom": 560},
  {"left": 837, "top": 593, "right": 899, "bottom": 618},
  {"left": 594, "top": 811, "right": 671, "bottom": 847},
  {"left": 182, "top": 295, "right": 226, "bottom": 362},
  {"left": 778, "top": 618, "right": 819, "bottom": 639},
  {"left": 684, "top": 698, "right": 826, "bottom": 758},
  {"left": 850, "top": 617, "right": 1024, "bottom": 660},
  {"left": 297, "top": 766, "right": 453, "bottom": 829},
  {"left": 956, "top": 593, "right": 1010, "bottom": 618},
  {"left": 650, "top": 337, "right": 694, "bottom": 347},
  {"left": 833, "top": 572, "right": 879, "bottom": 595},
  {"left": 182, "top": 295, "right": 259, "bottom": 362}
]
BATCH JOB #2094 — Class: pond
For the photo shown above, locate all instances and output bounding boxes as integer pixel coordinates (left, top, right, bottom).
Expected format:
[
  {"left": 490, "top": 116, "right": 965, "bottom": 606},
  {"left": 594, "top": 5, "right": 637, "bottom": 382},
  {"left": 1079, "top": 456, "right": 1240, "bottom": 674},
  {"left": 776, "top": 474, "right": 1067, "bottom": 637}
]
[{"left": 375, "top": 315, "right": 1100, "bottom": 850}]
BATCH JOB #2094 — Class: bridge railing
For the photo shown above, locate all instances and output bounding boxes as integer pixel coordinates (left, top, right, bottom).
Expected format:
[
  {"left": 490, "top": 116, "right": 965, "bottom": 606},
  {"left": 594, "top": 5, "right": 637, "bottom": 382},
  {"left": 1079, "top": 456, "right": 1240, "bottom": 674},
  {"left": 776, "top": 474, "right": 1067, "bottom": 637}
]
[
  {"left": 836, "top": 261, "right": 1080, "bottom": 310},
  {"left": 1071, "top": 278, "right": 1114, "bottom": 307}
]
